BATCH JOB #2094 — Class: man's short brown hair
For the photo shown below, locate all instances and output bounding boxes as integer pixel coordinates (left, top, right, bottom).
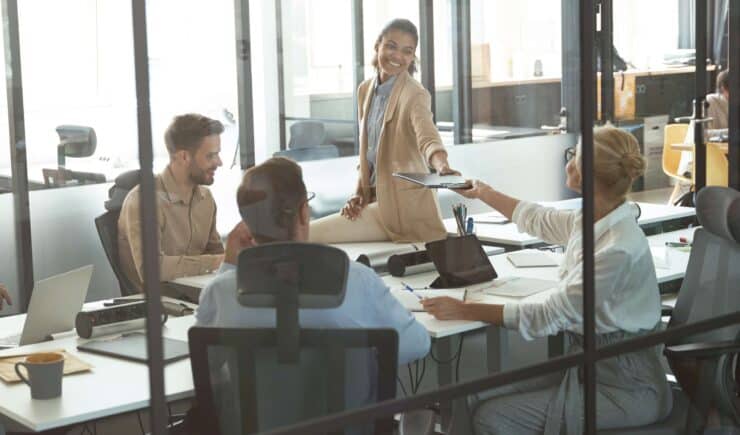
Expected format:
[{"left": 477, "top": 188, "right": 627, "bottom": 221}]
[
  {"left": 164, "top": 113, "right": 224, "bottom": 155},
  {"left": 237, "top": 157, "right": 307, "bottom": 243}
]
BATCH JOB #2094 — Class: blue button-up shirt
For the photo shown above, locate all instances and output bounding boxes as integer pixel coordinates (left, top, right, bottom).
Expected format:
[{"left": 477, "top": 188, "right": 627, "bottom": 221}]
[
  {"left": 196, "top": 260, "right": 430, "bottom": 365},
  {"left": 366, "top": 74, "right": 397, "bottom": 186}
]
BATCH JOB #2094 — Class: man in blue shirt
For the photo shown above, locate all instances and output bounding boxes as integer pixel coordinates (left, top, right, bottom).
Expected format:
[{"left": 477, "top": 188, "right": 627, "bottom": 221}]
[{"left": 195, "top": 157, "right": 430, "bottom": 366}]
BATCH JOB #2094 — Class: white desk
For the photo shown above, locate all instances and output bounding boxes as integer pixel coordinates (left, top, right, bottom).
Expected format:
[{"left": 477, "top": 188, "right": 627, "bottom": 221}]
[
  {"left": 445, "top": 200, "right": 696, "bottom": 248},
  {"left": 1, "top": 228, "right": 695, "bottom": 432},
  {"left": 382, "top": 227, "right": 695, "bottom": 373},
  {"left": 0, "top": 313, "right": 196, "bottom": 433}
]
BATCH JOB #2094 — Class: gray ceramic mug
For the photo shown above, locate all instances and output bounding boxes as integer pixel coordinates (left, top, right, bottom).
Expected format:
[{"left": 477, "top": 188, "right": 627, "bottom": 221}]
[{"left": 14, "top": 352, "right": 64, "bottom": 399}]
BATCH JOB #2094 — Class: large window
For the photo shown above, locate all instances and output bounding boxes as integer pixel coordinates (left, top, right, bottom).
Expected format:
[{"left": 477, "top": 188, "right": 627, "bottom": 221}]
[
  {"left": 146, "top": 0, "right": 238, "bottom": 168},
  {"left": 13, "top": 0, "right": 135, "bottom": 188}
]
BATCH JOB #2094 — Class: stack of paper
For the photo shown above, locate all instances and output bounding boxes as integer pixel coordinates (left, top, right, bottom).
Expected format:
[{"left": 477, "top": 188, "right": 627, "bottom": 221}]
[{"left": 507, "top": 250, "right": 559, "bottom": 268}]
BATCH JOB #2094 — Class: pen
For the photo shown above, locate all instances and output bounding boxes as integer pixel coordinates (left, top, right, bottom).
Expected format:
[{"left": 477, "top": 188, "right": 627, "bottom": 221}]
[
  {"left": 466, "top": 217, "right": 474, "bottom": 235},
  {"left": 665, "top": 241, "right": 691, "bottom": 248},
  {"left": 401, "top": 282, "right": 424, "bottom": 300}
]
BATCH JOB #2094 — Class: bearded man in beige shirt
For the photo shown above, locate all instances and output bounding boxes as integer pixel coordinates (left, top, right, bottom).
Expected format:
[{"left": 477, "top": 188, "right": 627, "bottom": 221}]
[{"left": 118, "top": 113, "right": 227, "bottom": 294}]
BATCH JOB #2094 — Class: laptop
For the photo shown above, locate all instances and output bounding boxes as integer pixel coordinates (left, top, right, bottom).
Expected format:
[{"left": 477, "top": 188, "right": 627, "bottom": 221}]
[
  {"left": 0, "top": 265, "right": 93, "bottom": 348},
  {"left": 392, "top": 172, "right": 472, "bottom": 189},
  {"left": 425, "top": 235, "right": 497, "bottom": 288}
]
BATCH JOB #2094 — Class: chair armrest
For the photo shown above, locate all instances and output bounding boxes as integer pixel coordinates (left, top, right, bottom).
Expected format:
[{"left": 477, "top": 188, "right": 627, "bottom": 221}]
[
  {"left": 664, "top": 340, "right": 740, "bottom": 360},
  {"left": 661, "top": 304, "right": 673, "bottom": 317}
]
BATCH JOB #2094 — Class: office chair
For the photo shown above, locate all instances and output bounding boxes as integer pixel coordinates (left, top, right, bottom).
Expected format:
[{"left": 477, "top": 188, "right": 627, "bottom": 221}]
[
  {"left": 42, "top": 125, "right": 104, "bottom": 188},
  {"left": 95, "top": 170, "right": 141, "bottom": 296},
  {"left": 288, "top": 120, "right": 327, "bottom": 149},
  {"left": 187, "top": 243, "right": 399, "bottom": 435},
  {"left": 706, "top": 142, "right": 729, "bottom": 187},
  {"left": 662, "top": 123, "right": 691, "bottom": 204},
  {"left": 602, "top": 186, "right": 740, "bottom": 434},
  {"left": 274, "top": 145, "right": 340, "bottom": 162}
]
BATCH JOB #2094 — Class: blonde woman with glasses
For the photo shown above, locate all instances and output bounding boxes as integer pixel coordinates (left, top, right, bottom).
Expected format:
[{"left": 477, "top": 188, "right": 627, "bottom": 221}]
[{"left": 423, "top": 126, "right": 671, "bottom": 434}]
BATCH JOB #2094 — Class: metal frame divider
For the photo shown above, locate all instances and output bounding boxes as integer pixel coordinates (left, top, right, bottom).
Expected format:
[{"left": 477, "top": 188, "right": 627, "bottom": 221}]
[
  {"left": 1, "top": 0, "right": 34, "bottom": 313},
  {"left": 562, "top": 0, "right": 581, "bottom": 133},
  {"left": 419, "top": 0, "right": 436, "bottom": 118},
  {"left": 579, "top": 0, "right": 598, "bottom": 431},
  {"left": 234, "top": 0, "right": 256, "bottom": 169},
  {"left": 275, "top": 0, "right": 287, "bottom": 151},
  {"left": 729, "top": 0, "right": 740, "bottom": 190},
  {"left": 451, "top": 0, "right": 472, "bottom": 144},
  {"left": 131, "top": 1, "right": 167, "bottom": 434},
  {"left": 351, "top": 0, "right": 364, "bottom": 155},
  {"left": 599, "top": 0, "right": 614, "bottom": 124},
  {"left": 695, "top": 0, "right": 709, "bottom": 189}
]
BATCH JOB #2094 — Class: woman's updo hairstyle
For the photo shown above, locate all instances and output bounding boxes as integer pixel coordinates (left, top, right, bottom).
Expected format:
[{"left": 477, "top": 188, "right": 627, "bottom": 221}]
[
  {"left": 371, "top": 18, "right": 419, "bottom": 75},
  {"left": 236, "top": 157, "right": 307, "bottom": 243},
  {"left": 586, "top": 126, "right": 647, "bottom": 200}
]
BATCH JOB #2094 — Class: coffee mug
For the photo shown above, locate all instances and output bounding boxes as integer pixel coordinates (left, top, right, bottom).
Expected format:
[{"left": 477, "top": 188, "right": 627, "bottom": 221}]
[{"left": 14, "top": 352, "right": 65, "bottom": 399}]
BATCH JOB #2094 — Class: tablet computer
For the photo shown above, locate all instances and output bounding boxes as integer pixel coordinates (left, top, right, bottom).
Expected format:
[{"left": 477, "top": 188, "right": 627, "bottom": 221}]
[
  {"left": 78, "top": 332, "right": 189, "bottom": 364},
  {"left": 392, "top": 172, "right": 471, "bottom": 189},
  {"left": 425, "top": 235, "right": 497, "bottom": 288}
]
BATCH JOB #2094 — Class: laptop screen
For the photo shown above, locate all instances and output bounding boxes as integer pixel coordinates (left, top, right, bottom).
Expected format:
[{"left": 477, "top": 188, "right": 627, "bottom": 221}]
[{"left": 425, "top": 235, "right": 497, "bottom": 288}]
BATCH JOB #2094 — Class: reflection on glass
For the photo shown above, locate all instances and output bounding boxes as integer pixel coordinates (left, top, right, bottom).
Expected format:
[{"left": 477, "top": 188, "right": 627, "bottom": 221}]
[
  {"left": 15, "top": 1, "right": 136, "bottom": 189},
  {"left": 466, "top": 0, "right": 562, "bottom": 143}
]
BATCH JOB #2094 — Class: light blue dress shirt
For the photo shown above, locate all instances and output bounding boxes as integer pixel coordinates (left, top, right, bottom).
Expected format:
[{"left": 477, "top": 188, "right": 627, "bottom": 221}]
[
  {"left": 196, "top": 260, "right": 430, "bottom": 365},
  {"left": 195, "top": 260, "right": 430, "bottom": 432}
]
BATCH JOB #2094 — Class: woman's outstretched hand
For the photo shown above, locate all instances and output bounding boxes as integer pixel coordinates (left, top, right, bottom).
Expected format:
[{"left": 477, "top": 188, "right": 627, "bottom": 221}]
[{"left": 453, "top": 179, "right": 490, "bottom": 200}]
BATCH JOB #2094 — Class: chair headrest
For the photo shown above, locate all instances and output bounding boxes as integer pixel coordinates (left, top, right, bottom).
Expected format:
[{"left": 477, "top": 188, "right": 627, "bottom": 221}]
[
  {"left": 105, "top": 169, "right": 141, "bottom": 211},
  {"left": 696, "top": 187, "right": 740, "bottom": 243},
  {"left": 237, "top": 242, "right": 349, "bottom": 310}
]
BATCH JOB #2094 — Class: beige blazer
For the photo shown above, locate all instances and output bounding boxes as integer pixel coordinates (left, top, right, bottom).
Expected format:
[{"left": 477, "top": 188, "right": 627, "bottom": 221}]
[{"left": 357, "top": 71, "right": 448, "bottom": 243}]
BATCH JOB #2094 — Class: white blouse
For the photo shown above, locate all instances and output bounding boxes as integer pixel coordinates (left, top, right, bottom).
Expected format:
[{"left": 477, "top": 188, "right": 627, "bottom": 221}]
[{"left": 502, "top": 201, "right": 661, "bottom": 340}]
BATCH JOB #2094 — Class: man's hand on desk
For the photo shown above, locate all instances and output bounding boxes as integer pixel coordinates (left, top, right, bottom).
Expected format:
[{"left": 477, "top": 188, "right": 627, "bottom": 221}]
[
  {"left": 0, "top": 283, "right": 12, "bottom": 310},
  {"left": 224, "top": 222, "right": 256, "bottom": 265}
]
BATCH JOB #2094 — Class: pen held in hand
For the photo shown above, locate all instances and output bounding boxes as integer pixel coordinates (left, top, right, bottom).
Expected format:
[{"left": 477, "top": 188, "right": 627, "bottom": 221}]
[{"left": 401, "top": 282, "right": 424, "bottom": 300}]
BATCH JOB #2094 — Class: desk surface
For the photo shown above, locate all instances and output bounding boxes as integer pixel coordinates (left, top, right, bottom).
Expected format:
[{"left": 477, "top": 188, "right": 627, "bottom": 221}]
[
  {"left": 1, "top": 229, "right": 694, "bottom": 431},
  {"left": 0, "top": 313, "right": 195, "bottom": 432},
  {"left": 445, "top": 199, "right": 695, "bottom": 247}
]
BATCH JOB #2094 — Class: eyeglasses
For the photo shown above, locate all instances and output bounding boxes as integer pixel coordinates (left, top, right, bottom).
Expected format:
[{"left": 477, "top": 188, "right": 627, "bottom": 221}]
[
  {"left": 564, "top": 147, "right": 576, "bottom": 163},
  {"left": 306, "top": 191, "right": 316, "bottom": 202}
]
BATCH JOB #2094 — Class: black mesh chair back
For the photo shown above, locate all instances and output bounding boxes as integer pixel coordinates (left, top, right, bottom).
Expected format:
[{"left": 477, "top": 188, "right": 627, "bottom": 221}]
[
  {"left": 95, "top": 211, "right": 137, "bottom": 296},
  {"left": 666, "top": 187, "right": 740, "bottom": 426},
  {"left": 94, "top": 169, "right": 141, "bottom": 296},
  {"left": 188, "top": 327, "right": 398, "bottom": 435}
]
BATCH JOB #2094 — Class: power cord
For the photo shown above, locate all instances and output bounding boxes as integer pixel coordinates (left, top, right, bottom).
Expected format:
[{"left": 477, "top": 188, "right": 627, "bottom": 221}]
[
  {"left": 429, "top": 335, "right": 465, "bottom": 365},
  {"left": 397, "top": 375, "right": 409, "bottom": 397}
]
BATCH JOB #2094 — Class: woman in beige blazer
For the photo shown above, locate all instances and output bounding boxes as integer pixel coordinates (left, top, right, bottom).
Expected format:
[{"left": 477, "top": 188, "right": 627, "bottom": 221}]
[{"left": 310, "top": 19, "right": 458, "bottom": 244}]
